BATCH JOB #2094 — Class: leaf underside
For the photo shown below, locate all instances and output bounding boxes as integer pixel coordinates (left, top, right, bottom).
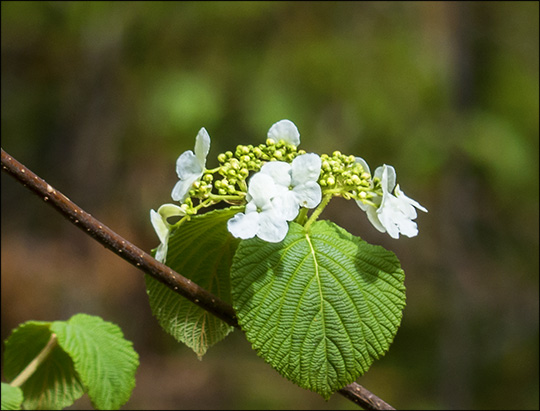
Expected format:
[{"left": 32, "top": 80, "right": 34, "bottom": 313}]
[
  {"left": 3, "top": 321, "right": 84, "bottom": 410},
  {"left": 146, "top": 207, "right": 240, "bottom": 357}
]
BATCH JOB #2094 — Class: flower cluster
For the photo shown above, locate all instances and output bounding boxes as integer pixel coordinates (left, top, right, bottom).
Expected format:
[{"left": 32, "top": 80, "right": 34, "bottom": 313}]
[
  {"left": 150, "top": 119, "right": 427, "bottom": 256},
  {"left": 227, "top": 153, "right": 322, "bottom": 242}
]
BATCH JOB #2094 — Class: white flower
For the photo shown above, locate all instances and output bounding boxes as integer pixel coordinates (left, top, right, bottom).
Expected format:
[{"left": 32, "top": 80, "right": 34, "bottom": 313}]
[
  {"left": 357, "top": 164, "right": 427, "bottom": 239},
  {"left": 259, "top": 153, "right": 322, "bottom": 220},
  {"left": 267, "top": 119, "right": 300, "bottom": 146},
  {"left": 171, "top": 128, "right": 211, "bottom": 202},
  {"left": 227, "top": 173, "right": 290, "bottom": 243},
  {"left": 150, "top": 203, "right": 186, "bottom": 262}
]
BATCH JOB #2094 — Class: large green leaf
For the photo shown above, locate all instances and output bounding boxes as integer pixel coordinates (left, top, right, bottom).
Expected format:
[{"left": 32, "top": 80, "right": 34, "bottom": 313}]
[
  {"left": 146, "top": 207, "right": 240, "bottom": 357},
  {"left": 231, "top": 220, "right": 406, "bottom": 399},
  {"left": 51, "top": 314, "right": 139, "bottom": 410},
  {"left": 3, "top": 321, "right": 84, "bottom": 410}
]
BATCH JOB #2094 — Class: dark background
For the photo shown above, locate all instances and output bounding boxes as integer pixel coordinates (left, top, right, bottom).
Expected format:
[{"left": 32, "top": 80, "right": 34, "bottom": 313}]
[{"left": 1, "top": 2, "right": 538, "bottom": 409}]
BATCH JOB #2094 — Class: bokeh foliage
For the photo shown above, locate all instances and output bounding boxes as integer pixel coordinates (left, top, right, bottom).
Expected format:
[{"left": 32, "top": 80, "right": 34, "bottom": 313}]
[{"left": 1, "top": 2, "right": 538, "bottom": 409}]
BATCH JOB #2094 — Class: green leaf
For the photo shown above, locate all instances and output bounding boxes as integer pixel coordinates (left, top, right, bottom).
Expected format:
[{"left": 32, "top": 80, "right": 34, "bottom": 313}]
[
  {"left": 1, "top": 383, "right": 24, "bottom": 410},
  {"left": 231, "top": 220, "right": 406, "bottom": 399},
  {"left": 146, "top": 207, "right": 239, "bottom": 357},
  {"left": 3, "top": 321, "right": 84, "bottom": 410},
  {"left": 51, "top": 314, "right": 139, "bottom": 410}
]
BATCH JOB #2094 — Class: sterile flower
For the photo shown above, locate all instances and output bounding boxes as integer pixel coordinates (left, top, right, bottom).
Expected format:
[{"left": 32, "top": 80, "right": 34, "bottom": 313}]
[
  {"left": 260, "top": 153, "right": 322, "bottom": 220},
  {"left": 267, "top": 119, "right": 301, "bottom": 146},
  {"left": 150, "top": 203, "right": 186, "bottom": 263},
  {"left": 227, "top": 173, "right": 290, "bottom": 243},
  {"left": 171, "top": 127, "right": 211, "bottom": 202},
  {"left": 357, "top": 164, "right": 427, "bottom": 239}
]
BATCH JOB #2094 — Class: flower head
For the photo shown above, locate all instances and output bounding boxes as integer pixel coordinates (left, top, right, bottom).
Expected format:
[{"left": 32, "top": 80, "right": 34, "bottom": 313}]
[
  {"left": 357, "top": 164, "right": 427, "bottom": 239},
  {"left": 259, "top": 153, "right": 322, "bottom": 220},
  {"left": 150, "top": 203, "right": 186, "bottom": 262},
  {"left": 171, "top": 128, "right": 211, "bottom": 202},
  {"left": 267, "top": 119, "right": 300, "bottom": 146},
  {"left": 227, "top": 173, "right": 289, "bottom": 242}
]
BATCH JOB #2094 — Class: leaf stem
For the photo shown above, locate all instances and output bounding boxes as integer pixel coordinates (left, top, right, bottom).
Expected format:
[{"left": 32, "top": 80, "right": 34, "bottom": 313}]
[
  {"left": 295, "top": 207, "right": 309, "bottom": 226},
  {"left": 304, "top": 194, "right": 333, "bottom": 231},
  {"left": 10, "top": 333, "right": 58, "bottom": 388}
]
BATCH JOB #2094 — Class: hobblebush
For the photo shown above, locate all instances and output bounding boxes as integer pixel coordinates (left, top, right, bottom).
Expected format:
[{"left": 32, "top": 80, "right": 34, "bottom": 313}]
[{"left": 148, "top": 119, "right": 427, "bottom": 399}]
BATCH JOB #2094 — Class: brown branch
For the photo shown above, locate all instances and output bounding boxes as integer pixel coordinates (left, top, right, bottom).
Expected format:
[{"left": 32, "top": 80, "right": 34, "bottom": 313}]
[{"left": 1, "top": 148, "right": 395, "bottom": 411}]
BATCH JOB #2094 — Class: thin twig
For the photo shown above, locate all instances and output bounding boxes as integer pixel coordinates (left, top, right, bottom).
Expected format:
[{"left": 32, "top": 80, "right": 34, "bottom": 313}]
[{"left": 1, "top": 148, "right": 395, "bottom": 411}]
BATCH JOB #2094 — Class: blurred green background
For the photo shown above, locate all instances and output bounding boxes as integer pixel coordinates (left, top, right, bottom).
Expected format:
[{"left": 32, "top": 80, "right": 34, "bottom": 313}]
[{"left": 1, "top": 1, "right": 538, "bottom": 409}]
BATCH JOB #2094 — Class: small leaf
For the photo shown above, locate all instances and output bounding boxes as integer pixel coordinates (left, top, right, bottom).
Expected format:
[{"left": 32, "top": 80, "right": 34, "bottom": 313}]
[
  {"left": 1, "top": 383, "right": 24, "bottom": 410},
  {"left": 146, "top": 207, "right": 240, "bottom": 357},
  {"left": 231, "top": 220, "right": 406, "bottom": 399},
  {"left": 51, "top": 314, "right": 139, "bottom": 410},
  {"left": 3, "top": 321, "right": 84, "bottom": 410}
]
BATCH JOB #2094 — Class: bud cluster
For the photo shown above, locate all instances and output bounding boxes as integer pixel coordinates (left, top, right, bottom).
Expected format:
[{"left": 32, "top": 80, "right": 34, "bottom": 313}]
[
  {"left": 187, "top": 139, "right": 304, "bottom": 202},
  {"left": 319, "top": 151, "right": 373, "bottom": 201}
]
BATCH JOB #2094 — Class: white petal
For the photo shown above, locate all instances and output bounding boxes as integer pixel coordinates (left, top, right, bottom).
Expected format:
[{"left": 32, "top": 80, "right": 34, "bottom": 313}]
[
  {"left": 158, "top": 203, "right": 186, "bottom": 218},
  {"left": 227, "top": 212, "right": 260, "bottom": 239},
  {"left": 272, "top": 191, "right": 300, "bottom": 221},
  {"left": 157, "top": 203, "right": 186, "bottom": 225},
  {"left": 257, "top": 211, "right": 289, "bottom": 242},
  {"left": 155, "top": 243, "right": 168, "bottom": 263},
  {"left": 267, "top": 119, "right": 300, "bottom": 146},
  {"left": 397, "top": 218, "right": 419, "bottom": 238},
  {"left": 378, "top": 208, "right": 401, "bottom": 239},
  {"left": 293, "top": 181, "right": 322, "bottom": 209},
  {"left": 194, "top": 127, "right": 211, "bottom": 168},
  {"left": 365, "top": 206, "right": 386, "bottom": 233},
  {"left": 291, "top": 153, "right": 321, "bottom": 186},
  {"left": 355, "top": 157, "right": 371, "bottom": 175},
  {"left": 150, "top": 209, "right": 169, "bottom": 245},
  {"left": 356, "top": 199, "right": 370, "bottom": 212},
  {"left": 375, "top": 164, "right": 396, "bottom": 193},
  {"left": 260, "top": 161, "right": 292, "bottom": 188},
  {"left": 171, "top": 173, "right": 200, "bottom": 202},
  {"left": 248, "top": 173, "right": 278, "bottom": 207},
  {"left": 175, "top": 150, "right": 202, "bottom": 180},
  {"left": 395, "top": 185, "right": 428, "bottom": 213}
]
